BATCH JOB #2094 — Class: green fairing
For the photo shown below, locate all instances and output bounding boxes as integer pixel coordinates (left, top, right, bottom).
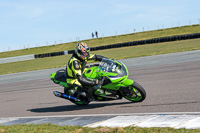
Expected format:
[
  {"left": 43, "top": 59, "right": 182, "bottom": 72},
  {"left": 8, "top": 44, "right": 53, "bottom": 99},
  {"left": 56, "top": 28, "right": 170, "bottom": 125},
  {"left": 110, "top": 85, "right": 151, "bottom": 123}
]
[
  {"left": 84, "top": 60, "right": 132, "bottom": 91},
  {"left": 122, "top": 79, "right": 134, "bottom": 87},
  {"left": 102, "top": 83, "right": 121, "bottom": 90},
  {"left": 50, "top": 73, "right": 56, "bottom": 80},
  {"left": 50, "top": 72, "right": 69, "bottom": 88},
  {"left": 94, "top": 88, "right": 104, "bottom": 94},
  {"left": 59, "top": 82, "right": 69, "bottom": 88},
  {"left": 97, "top": 97, "right": 103, "bottom": 100},
  {"left": 84, "top": 66, "right": 99, "bottom": 79},
  {"left": 51, "top": 58, "right": 146, "bottom": 104}
]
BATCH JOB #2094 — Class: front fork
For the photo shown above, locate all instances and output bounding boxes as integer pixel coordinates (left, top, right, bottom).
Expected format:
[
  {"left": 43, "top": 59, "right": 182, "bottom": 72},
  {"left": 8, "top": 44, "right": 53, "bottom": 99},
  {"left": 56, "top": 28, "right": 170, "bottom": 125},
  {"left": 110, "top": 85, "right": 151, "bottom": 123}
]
[{"left": 120, "top": 79, "right": 135, "bottom": 97}]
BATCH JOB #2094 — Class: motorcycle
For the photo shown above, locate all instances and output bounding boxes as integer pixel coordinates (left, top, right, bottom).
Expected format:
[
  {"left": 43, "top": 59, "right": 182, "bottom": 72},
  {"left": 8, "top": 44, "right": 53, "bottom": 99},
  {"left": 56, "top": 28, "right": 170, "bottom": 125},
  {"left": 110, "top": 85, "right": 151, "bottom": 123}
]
[{"left": 50, "top": 58, "right": 146, "bottom": 105}]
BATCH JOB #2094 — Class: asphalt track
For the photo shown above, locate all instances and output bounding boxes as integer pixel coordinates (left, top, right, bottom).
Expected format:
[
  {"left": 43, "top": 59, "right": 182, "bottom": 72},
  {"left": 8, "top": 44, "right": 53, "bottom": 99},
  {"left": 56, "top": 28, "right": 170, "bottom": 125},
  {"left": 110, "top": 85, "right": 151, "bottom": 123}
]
[{"left": 0, "top": 50, "right": 200, "bottom": 119}]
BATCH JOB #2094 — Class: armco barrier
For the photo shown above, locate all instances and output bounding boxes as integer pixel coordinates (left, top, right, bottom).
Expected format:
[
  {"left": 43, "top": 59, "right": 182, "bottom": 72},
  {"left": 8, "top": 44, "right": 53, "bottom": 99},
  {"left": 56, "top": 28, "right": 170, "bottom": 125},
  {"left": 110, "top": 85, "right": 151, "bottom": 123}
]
[
  {"left": 34, "top": 51, "right": 65, "bottom": 58},
  {"left": 88, "top": 33, "right": 200, "bottom": 51},
  {"left": 1, "top": 33, "right": 200, "bottom": 64},
  {"left": 68, "top": 50, "right": 74, "bottom": 54}
]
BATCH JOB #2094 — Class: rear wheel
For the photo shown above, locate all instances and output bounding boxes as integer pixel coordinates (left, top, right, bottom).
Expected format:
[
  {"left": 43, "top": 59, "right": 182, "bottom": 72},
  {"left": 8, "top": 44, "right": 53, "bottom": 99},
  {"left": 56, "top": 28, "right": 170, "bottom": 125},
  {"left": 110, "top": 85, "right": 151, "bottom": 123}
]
[{"left": 123, "top": 82, "right": 146, "bottom": 102}]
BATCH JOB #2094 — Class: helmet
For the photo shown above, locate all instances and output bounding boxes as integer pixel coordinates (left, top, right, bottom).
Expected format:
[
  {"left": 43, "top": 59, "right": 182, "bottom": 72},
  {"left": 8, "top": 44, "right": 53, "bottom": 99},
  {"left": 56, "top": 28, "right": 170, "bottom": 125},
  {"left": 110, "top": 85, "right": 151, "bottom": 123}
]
[{"left": 75, "top": 42, "right": 90, "bottom": 60}]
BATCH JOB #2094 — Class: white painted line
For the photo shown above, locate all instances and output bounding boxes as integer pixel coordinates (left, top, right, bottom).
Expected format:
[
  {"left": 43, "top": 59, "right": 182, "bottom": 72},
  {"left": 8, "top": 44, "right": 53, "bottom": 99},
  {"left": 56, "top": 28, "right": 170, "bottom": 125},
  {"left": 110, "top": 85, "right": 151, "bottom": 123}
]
[
  {"left": 175, "top": 117, "right": 200, "bottom": 129},
  {"left": 58, "top": 117, "right": 81, "bottom": 126},
  {"left": 26, "top": 118, "right": 47, "bottom": 124},
  {"left": 0, "top": 118, "right": 18, "bottom": 124},
  {"left": 135, "top": 115, "right": 198, "bottom": 128},
  {"left": 1, "top": 113, "right": 200, "bottom": 129},
  {"left": 1, "top": 112, "right": 200, "bottom": 120},
  {"left": 87, "top": 115, "right": 158, "bottom": 128}
]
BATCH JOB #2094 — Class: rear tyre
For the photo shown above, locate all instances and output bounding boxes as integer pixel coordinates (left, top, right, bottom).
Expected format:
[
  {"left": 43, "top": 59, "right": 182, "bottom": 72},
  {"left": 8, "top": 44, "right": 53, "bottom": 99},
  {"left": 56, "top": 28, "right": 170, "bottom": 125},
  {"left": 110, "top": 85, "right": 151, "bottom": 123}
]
[
  {"left": 75, "top": 97, "right": 90, "bottom": 106},
  {"left": 123, "top": 81, "right": 146, "bottom": 102}
]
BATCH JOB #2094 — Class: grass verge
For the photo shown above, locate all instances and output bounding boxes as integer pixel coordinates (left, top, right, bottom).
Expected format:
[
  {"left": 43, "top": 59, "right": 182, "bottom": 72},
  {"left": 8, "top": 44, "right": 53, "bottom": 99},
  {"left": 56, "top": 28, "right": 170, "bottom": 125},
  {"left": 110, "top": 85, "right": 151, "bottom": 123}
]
[
  {"left": 1, "top": 25, "right": 200, "bottom": 58},
  {"left": 0, "top": 38, "right": 200, "bottom": 75},
  {"left": 0, "top": 124, "right": 200, "bottom": 133}
]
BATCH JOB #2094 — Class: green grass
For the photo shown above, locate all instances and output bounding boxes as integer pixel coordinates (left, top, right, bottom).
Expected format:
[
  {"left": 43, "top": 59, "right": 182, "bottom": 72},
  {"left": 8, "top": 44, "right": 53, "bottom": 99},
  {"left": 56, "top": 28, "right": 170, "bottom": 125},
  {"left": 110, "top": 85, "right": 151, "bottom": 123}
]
[
  {"left": 1, "top": 25, "right": 200, "bottom": 58},
  {"left": 0, "top": 124, "right": 199, "bottom": 133},
  {"left": 0, "top": 38, "right": 200, "bottom": 75}
]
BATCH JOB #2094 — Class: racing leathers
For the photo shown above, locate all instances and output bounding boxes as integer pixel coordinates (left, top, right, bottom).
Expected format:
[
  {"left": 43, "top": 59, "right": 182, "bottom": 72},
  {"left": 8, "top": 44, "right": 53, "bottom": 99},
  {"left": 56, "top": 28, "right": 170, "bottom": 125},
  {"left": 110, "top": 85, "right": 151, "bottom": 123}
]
[{"left": 65, "top": 52, "right": 105, "bottom": 97}]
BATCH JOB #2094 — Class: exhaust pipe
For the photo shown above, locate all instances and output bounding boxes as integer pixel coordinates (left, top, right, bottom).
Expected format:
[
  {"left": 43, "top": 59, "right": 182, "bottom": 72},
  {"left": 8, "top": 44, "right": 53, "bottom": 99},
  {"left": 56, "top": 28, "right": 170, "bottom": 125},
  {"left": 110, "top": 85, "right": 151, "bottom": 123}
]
[{"left": 53, "top": 91, "right": 80, "bottom": 102}]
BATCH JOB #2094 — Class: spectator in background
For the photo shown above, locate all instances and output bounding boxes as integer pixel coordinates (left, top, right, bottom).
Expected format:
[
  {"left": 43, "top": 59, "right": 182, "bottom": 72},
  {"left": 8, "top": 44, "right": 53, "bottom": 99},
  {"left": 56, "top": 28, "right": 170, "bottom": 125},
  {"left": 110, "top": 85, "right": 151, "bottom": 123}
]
[
  {"left": 95, "top": 31, "right": 98, "bottom": 38},
  {"left": 92, "top": 32, "right": 94, "bottom": 38}
]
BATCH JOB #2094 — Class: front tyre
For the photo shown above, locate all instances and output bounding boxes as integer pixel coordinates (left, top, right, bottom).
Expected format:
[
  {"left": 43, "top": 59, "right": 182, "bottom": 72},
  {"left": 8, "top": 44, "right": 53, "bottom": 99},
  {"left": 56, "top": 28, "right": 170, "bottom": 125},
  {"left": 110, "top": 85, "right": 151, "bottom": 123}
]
[{"left": 123, "top": 82, "right": 146, "bottom": 102}]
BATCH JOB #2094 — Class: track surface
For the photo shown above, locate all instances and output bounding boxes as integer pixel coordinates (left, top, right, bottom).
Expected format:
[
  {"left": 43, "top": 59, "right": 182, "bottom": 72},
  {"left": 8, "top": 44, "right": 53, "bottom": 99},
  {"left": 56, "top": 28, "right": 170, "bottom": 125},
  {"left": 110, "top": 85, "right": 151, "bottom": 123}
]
[{"left": 0, "top": 50, "right": 200, "bottom": 118}]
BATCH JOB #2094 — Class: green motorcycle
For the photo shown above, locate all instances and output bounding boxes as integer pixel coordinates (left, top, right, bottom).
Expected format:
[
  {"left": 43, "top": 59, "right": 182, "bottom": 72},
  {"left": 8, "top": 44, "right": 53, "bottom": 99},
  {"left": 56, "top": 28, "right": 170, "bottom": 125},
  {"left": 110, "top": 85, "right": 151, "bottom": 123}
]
[{"left": 50, "top": 58, "right": 146, "bottom": 105}]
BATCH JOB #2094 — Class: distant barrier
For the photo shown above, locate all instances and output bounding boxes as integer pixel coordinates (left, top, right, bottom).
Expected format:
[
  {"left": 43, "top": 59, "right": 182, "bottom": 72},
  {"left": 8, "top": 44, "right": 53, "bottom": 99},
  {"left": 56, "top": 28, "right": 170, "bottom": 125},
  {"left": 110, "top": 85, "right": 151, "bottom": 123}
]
[
  {"left": 34, "top": 32, "right": 200, "bottom": 58},
  {"left": 34, "top": 51, "right": 67, "bottom": 58},
  {"left": 1, "top": 33, "right": 200, "bottom": 64}
]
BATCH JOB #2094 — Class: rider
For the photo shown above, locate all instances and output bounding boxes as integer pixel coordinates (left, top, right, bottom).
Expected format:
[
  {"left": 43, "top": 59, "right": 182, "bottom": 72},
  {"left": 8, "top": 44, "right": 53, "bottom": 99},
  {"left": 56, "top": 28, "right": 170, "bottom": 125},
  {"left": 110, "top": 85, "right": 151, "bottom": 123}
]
[{"left": 65, "top": 42, "right": 106, "bottom": 98}]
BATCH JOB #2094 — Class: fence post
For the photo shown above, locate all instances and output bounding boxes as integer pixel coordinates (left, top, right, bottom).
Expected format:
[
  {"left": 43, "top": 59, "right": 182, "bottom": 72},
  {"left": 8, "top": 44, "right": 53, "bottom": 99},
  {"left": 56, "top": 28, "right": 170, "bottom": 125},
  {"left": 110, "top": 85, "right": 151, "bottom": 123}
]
[
  {"left": 134, "top": 28, "right": 136, "bottom": 33},
  {"left": 189, "top": 20, "right": 191, "bottom": 26},
  {"left": 199, "top": 19, "right": 200, "bottom": 26},
  {"left": 115, "top": 31, "right": 117, "bottom": 37}
]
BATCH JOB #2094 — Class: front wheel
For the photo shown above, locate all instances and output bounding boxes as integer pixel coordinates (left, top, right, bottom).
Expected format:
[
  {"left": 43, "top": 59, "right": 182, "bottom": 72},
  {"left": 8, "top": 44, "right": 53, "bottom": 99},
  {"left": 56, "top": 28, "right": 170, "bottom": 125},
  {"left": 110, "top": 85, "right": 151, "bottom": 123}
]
[{"left": 123, "top": 82, "right": 146, "bottom": 102}]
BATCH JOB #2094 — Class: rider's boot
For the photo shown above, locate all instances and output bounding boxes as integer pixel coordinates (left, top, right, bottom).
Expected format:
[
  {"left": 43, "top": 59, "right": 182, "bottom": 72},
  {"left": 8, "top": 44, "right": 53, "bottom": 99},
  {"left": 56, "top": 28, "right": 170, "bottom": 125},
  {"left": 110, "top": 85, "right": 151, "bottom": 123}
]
[
  {"left": 75, "top": 86, "right": 87, "bottom": 98},
  {"left": 86, "top": 86, "right": 98, "bottom": 101},
  {"left": 77, "top": 91, "right": 87, "bottom": 98},
  {"left": 64, "top": 87, "right": 75, "bottom": 96}
]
